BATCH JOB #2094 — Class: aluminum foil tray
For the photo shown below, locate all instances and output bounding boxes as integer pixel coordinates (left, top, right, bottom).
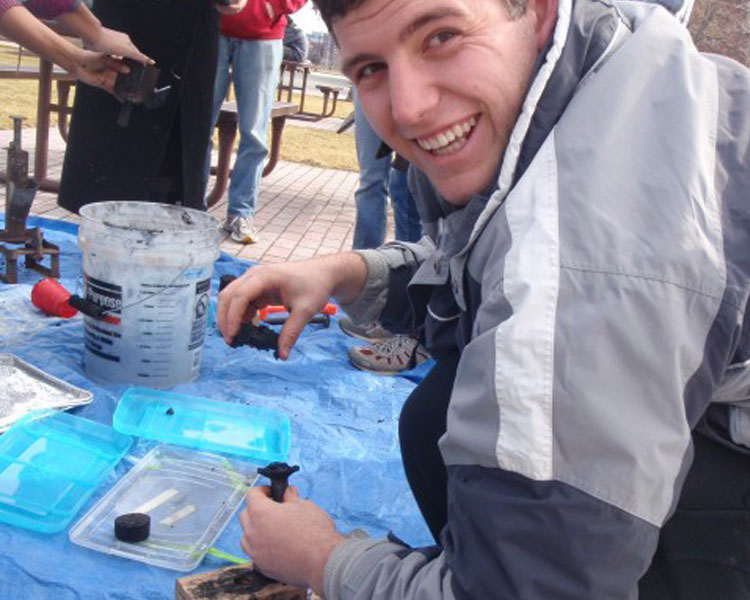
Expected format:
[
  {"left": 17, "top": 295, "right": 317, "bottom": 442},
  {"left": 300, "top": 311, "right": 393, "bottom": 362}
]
[{"left": 0, "top": 353, "right": 93, "bottom": 432}]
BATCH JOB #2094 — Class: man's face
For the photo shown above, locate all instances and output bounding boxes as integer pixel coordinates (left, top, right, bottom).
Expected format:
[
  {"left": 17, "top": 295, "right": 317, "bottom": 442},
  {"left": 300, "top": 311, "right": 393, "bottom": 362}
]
[{"left": 336, "top": 0, "right": 543, "bottom": 205}]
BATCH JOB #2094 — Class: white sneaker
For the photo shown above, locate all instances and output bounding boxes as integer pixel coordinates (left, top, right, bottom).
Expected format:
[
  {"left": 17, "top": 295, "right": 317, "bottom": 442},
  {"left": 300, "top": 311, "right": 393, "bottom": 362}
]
[
  {"left": 348, "top": 335, "right": 429, "bottom": 375},
  {"left": 224, "top": 216, "right": 258, "bottom": 244}
]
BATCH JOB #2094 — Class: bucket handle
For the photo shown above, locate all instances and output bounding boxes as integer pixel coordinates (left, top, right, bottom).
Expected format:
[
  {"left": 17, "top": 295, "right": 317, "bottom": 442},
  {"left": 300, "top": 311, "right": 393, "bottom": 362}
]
[{"left": 76, "top": 258, "right": 199, "bottom": 315}]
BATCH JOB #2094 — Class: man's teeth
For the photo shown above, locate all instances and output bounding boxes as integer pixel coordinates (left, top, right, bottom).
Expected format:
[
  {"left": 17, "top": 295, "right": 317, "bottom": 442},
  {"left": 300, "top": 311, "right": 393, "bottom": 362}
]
[{"left": 417, "top": 117, "right": 477, "bottom": 152}]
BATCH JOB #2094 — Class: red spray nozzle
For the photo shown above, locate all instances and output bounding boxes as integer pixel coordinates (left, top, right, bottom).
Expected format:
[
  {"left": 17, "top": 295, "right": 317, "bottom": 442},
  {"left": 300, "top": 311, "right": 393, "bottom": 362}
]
[
  {"left": 31, "top": 278, "right": 77, "bottom": 318},
  {"left": 31, "top": 278, "right": 120, "bottom": 324}
]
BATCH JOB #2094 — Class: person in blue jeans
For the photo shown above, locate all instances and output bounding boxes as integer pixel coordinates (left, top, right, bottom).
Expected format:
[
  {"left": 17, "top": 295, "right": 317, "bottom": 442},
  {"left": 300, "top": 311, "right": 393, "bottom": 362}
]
[
  {"left": 342, "top": 89, "right": 428, "bottom": 374},
  {"left": 207, "top": 0, "right": 306, "bottom": 244},
  {"left": 351, "top": 88, "right": 422, "bottom": 249}
]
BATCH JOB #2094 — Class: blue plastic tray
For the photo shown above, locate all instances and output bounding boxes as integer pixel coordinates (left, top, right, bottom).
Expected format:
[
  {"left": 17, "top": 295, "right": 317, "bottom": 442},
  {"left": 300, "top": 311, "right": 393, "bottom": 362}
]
[
  {"left": 0, "top": 411, "right": 132, "bottom": 533},
  {"left": 113, "top": 387, "right": 290, "bottom": 463}
]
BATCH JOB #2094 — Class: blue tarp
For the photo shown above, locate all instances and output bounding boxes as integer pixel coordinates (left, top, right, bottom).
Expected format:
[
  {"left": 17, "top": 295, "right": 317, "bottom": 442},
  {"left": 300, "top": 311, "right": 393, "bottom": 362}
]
[{"left": 0, "top": 216, "right": 433, "bottom": 599}]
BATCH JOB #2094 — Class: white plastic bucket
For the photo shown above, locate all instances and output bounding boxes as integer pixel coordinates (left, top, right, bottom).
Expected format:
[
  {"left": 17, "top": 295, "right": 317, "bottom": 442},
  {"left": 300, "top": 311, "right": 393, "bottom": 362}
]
[{"left": 78, "top": 202, "right": 221, "bottom": 388}]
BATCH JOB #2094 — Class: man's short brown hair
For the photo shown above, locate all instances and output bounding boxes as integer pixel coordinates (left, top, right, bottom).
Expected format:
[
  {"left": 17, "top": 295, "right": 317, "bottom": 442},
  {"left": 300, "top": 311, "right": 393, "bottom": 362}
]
[{"left": 313, "top": 0, "right": 528, "bottom": 30}]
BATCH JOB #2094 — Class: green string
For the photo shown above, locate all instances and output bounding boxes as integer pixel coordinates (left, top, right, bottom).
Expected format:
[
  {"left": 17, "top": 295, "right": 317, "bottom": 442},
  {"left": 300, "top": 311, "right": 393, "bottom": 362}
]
[
  {"left": 207, "top": 547, "right": 251, "bottom": 565},
  {"left": 138, "top": 540, "right": 248, "bottom": 564}
]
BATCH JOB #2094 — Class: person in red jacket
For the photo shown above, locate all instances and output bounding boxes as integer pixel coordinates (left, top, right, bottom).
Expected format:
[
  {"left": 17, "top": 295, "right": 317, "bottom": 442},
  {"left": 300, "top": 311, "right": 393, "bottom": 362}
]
[{"left": 208, "top": 0, "right": 307, "bottom": 244}]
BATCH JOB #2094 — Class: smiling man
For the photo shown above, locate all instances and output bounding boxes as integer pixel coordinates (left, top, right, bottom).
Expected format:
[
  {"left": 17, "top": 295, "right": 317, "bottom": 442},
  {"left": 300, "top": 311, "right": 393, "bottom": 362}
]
[{"left": 217, "top": 0, "right": 750, "bottom": 597}]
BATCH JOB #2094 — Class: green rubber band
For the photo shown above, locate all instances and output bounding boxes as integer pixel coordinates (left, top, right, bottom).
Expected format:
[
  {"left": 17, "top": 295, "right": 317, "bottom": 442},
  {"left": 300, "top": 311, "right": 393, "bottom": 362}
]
[{"left": 207, "top": 547, "right": 251, "bottom": 565}]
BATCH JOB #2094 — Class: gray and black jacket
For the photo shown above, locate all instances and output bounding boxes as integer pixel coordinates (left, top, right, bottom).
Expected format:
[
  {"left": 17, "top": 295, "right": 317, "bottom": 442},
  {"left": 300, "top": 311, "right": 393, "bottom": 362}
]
[{"left": 332, "top": 0, "right": 750, "bottom": 597}]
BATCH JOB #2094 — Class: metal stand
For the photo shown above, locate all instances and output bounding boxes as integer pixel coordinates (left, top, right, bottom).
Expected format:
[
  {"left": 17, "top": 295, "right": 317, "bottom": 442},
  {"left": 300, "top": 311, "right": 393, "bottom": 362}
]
[{"left": 0, "top": 116, "right": 60, "bottom": 284}]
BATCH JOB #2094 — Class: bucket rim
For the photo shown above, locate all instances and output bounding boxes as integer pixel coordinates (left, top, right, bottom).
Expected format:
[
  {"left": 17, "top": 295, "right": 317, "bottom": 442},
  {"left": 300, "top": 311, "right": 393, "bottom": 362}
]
[{"left": 79, "top": 201, "right": 220, "bottom": 235}]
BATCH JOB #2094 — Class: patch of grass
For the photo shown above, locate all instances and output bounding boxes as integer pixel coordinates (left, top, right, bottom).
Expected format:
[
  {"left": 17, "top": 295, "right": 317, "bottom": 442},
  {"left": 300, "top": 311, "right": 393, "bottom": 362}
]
[
  {"left": 267, "top": 90, "right": 357, "bottom": 171},
  {"left": 278, "top": 125, "right": 357, "bottom": 172},
  {"left": 0, "top": 80, "right": 43, "bottom": 127}
]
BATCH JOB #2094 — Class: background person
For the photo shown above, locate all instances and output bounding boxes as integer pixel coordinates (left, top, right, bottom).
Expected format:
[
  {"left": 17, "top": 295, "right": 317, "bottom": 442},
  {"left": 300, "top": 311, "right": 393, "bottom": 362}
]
[
  {"left": 282, "top": 15, "right": 308, "bottom": 62},
  {"left": 217, "top": 0, "right": 750, "bottom": 598},
  {"left": 339, "top": 88, "right": 428, "bottom": 375},
  {"left": 207, "top": 0, "right": 307, "bottom": 244},
  {"left": 57, "top": 0, "right": 245, "bottom": 214}
]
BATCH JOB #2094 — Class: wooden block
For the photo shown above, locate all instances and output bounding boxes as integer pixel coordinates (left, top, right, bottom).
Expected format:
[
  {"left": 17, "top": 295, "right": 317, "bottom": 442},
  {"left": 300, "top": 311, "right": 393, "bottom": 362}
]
[{"left": 175, "top": 564, "right": 307, "bottom": 600}]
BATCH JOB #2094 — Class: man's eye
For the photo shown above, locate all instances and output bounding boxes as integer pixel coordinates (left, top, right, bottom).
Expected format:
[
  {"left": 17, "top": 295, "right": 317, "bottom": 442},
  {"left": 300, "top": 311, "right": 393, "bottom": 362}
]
[
  {"left": 426, "top": 30, "right": 456, "bottom": 49},
  {"left": 357, "top": 63, "right": 385, "bottom": 80}
]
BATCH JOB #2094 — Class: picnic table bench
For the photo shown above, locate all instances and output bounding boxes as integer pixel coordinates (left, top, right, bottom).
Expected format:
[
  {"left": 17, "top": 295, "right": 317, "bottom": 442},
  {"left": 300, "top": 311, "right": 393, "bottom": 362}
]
[{"left": 277, "top": 59, "right": 348, "bottom": 122}]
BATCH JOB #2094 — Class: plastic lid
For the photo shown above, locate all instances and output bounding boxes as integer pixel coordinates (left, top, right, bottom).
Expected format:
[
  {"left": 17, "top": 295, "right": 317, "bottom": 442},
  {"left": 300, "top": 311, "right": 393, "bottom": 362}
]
[
  {"left": 113, "top": 387, "right": 291, "bottom": 463},
  {"left": 0, "top": 411, "right": 132, "bottom": 533}
]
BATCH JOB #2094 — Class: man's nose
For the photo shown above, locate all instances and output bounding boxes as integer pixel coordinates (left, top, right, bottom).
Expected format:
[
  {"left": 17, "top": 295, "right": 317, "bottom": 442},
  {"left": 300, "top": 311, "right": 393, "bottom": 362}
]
[{"left": 389, "top": 63, "right": 438, "bottom": 128}]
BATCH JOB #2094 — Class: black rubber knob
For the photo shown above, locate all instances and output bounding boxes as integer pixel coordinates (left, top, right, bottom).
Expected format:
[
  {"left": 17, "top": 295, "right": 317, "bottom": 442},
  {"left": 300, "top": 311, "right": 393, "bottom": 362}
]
[
  {"left": 257, "top": 462, "right": 300, "bottom": 502},
  {"left": 219, "top": 274, "right": 237, "bottom": 292},
  {"left": 114, "top": 512, "right": 150, "bottom": 543}
]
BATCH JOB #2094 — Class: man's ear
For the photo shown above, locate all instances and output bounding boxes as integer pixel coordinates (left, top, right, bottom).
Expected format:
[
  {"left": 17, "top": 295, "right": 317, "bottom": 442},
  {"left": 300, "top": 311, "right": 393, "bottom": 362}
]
[{"left": 529, "top": 0, "right": 559, "bottom": 52}]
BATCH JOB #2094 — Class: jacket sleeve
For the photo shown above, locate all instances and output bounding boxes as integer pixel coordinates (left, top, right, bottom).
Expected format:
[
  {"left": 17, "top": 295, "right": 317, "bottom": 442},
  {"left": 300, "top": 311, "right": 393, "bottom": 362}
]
[
  {"left": 340, "top": 239, "right": 434, "bottom": 330},
  {"left": 323, "top": 284, "right": 738, "bottom": 600}
]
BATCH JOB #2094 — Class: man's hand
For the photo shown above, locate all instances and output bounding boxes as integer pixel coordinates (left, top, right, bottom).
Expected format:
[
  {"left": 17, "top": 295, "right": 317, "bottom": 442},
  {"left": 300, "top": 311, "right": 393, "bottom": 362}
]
[
  {"left": 72, "top": 49, "right": 130, "bottom": 94},
  {"left": 217, "top": 254, "right": 368, "bottom": 359},
  {"left": 85, "top": 27, "right": 153, "bottom": 65},
  {"left": 239, "top": 486, "right": 345, "bottom": 595},
  {"left": 216, "top": 0, "right": 248, "bottom": 15}
]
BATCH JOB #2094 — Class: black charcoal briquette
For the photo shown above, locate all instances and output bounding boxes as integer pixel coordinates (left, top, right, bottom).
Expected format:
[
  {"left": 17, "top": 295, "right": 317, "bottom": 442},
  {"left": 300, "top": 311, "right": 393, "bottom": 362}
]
[{"left": 114, "top": 512, "right": 150, "bottom": 543}]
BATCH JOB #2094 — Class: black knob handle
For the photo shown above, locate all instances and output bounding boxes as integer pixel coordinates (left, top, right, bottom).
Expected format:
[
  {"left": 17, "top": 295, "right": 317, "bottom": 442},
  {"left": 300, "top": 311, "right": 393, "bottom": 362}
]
[
  {"left": 219, "top": 274, "right": 237, "bottom": 292},
  {"left": 257, "top": 462, "right": 300, "bottom": 502}
]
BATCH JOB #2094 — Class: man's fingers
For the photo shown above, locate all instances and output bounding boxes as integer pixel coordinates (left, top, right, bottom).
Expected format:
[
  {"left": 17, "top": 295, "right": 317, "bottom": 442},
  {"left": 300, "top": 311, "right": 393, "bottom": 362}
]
[
  {"left": 217, "top": 276, "right": 256, "bottom": 343},
  {"left": 277, "top": 310, "right": 310, "bottom": 360},
  {"left": 216, "top": 285, "right": 232, "bottom": 340},
  {"left": 247, "top": 484, "right": 272, "bottom": 501},
  {"left": 240, "top": 535, "right": 251, "bottom": 557},
  {"left": 284, "top": 486, "right": 301, "bottom": 501}
]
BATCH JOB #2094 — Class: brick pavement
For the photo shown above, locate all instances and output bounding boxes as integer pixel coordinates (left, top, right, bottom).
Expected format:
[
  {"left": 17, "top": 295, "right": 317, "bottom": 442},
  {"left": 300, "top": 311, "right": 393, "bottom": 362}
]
[{"left": 1, "top": 124, "right": 395, "bottom": 265}]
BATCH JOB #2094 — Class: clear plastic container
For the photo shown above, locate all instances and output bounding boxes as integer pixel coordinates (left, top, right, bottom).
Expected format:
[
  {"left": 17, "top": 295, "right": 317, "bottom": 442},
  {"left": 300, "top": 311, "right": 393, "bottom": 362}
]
[
  {"left": 69, "top": 445, "right": 258, "bottom": 571},
  {"left": 113, "top": 387, "right": 291, "bottom": 463},
  {"left": 0, "top": 411, "right": 132, "bottom": 532}
]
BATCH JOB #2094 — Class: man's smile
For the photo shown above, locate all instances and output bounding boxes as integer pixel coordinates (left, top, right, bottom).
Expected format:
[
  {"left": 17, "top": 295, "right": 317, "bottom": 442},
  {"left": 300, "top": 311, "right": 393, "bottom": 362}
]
[{"left": 415, "top": 115, "right": 478, "bottom": 155}]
